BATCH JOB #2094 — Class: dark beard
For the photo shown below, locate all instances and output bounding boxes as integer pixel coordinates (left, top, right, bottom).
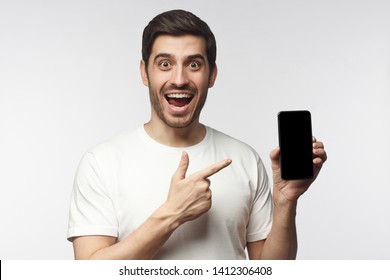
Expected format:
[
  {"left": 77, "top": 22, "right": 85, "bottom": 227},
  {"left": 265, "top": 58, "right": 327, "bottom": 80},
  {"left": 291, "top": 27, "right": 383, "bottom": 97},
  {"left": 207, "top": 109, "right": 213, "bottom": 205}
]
[{"left": 148, "top": 84, "right": 208, "bottom": 129}]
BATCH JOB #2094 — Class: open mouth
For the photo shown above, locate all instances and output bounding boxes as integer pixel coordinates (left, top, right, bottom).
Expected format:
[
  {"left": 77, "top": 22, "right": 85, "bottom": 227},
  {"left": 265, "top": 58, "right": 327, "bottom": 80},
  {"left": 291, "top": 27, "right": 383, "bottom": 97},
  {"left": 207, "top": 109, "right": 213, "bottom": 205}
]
[{"left": 165, "top": 93, "right": 194, "bottom": 107}]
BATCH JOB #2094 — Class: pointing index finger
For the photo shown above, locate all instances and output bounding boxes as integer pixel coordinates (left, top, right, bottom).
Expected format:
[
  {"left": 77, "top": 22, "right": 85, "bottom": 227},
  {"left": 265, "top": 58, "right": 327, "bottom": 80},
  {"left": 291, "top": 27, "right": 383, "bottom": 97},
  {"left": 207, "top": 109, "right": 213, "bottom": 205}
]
[{"left": 195, "top": 159, "right": 232, "bottom": 179}]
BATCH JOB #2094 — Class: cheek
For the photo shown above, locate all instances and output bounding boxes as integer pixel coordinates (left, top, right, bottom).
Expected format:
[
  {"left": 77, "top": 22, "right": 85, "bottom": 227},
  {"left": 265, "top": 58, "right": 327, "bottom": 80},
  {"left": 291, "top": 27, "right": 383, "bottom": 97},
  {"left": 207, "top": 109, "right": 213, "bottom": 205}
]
[
  {"left": 150, "top": 73, "right": 171, "bottom": 91},
  {"left": 192, "top": 74, "right": 211, "bottom": 89}
]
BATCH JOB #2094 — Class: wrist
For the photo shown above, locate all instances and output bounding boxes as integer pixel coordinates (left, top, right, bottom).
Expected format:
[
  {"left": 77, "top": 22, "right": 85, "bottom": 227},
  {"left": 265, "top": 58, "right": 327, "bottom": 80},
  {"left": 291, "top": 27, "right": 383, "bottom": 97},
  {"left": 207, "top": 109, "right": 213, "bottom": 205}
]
[
  {"left": 149, "top": 202, "right": 182, "bottom": 233},
  {"left": 273, "top": 198, "right": 297, "bottom": 223},
  {"left": 274, "top": 192, "right": 297, "bottom": 209}
]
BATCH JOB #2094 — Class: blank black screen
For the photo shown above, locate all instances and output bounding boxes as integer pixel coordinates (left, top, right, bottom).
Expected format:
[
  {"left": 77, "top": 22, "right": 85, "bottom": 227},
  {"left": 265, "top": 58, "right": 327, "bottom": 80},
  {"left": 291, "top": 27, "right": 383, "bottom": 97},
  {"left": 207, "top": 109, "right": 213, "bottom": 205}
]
[{"left": 278, "top": 111, "right": 313, "bottom": 180}]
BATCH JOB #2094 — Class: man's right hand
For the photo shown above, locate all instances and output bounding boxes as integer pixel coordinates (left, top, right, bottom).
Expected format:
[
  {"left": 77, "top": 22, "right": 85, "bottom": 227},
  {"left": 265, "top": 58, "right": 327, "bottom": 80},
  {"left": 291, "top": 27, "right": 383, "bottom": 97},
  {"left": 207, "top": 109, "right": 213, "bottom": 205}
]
[
  {"left": 164, "top": 151, "right": 232, "bottom": 226},
  {"left": 73, "top": 152, "right": 231, "bottom": 260}
]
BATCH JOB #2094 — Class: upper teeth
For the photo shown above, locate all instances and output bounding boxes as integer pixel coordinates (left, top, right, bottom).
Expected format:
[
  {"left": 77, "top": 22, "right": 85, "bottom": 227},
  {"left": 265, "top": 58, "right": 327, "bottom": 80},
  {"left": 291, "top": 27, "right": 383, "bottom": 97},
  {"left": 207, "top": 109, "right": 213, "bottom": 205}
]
[{"left": 166, "top": 93, "right": 192, "bottom": 98}]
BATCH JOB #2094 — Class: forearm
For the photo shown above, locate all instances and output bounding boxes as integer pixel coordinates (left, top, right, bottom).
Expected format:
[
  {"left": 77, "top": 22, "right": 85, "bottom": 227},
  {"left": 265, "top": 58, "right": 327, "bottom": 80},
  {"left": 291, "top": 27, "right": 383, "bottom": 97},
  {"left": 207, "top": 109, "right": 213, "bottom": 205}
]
[
  {"left": 89, "top": 204, "right": 180, "bottom": 260},
  {"left": 260, "top": 201, "right": 298, "bottom": 260},
  {"left": 81, "top": 154, "right": 229, "bottom": 259}
]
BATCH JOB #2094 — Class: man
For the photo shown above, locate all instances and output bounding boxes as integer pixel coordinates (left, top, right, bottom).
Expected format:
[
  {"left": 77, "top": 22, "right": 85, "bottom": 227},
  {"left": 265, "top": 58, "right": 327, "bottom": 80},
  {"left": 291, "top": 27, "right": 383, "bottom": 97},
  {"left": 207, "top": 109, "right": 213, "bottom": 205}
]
[{"left": 67, "top": 9, "right": 327, "bottom": 260}]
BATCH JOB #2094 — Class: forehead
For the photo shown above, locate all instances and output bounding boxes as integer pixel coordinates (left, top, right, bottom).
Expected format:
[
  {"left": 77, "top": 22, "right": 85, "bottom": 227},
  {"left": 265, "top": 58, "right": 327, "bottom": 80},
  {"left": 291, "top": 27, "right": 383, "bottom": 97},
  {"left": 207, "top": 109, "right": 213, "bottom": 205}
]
[{"left": 150, "top": 34, "right": 207, "bottom": 58}]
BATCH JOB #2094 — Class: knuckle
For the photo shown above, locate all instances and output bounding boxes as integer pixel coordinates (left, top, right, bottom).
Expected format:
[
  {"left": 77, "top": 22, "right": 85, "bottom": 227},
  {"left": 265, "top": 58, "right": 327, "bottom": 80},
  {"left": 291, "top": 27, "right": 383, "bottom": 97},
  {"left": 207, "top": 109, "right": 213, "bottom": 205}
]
[
  {"left": 200, "top": 181, "right": 210, "bottom": 191},
  {"left": 206, "top": 200, "right": 212, "bottom": 211}
]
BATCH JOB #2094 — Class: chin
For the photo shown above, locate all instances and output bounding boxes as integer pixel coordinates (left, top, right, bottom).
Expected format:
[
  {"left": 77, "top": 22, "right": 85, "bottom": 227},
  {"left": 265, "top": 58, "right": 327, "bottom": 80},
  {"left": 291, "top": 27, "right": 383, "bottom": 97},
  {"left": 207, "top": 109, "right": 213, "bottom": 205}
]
[
  {"left": 166, "top": 121, "right": 193, "bottom": 129},
  {"left": 164, "top": 117, "right": 196, "bottom": 129}
]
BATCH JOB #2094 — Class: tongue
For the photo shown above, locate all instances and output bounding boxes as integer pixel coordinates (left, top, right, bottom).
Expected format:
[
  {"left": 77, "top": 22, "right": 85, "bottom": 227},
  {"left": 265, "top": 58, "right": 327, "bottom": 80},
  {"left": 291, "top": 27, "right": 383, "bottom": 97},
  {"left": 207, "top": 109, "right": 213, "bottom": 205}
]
[{"left": 168, "top": 98, "right": 191, "bottom": 107}]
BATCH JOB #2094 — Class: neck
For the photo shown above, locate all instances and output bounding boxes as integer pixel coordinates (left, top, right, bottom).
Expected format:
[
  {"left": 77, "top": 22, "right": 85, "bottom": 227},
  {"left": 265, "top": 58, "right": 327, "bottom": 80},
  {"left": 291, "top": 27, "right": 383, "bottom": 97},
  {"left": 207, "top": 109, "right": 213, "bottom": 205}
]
[{"left": 144, "top": 120, "right": 206, "bottom": 148}]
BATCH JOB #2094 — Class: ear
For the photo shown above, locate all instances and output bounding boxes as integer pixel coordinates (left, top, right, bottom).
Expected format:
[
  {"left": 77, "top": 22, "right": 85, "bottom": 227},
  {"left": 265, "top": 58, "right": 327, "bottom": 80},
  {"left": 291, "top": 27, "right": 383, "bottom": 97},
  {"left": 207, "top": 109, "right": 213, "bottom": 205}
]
[
  {"left": 140, "top": 59, "right": 149, "bottom": 87},
  {"left": 208, "top": 64, "right": 218, "bottom": 88}
]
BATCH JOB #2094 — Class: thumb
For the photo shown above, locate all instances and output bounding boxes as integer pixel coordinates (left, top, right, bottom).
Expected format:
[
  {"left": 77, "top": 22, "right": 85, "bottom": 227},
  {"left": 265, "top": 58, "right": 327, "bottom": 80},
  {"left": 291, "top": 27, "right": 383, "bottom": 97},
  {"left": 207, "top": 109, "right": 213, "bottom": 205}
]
[
  {"left": 173, "top": 151, "right": 189, "bottom": 182},
  {"left": 269, "top": 147, "right": 281, "bottom": 171}
]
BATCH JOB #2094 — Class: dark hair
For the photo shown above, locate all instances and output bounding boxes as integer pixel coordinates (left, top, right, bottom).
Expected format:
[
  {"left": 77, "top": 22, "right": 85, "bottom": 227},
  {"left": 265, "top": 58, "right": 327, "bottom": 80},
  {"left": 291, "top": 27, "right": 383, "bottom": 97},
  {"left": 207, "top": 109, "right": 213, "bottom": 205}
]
[{"left": 142, "top": 9, "right": 217, "bottom": 72}]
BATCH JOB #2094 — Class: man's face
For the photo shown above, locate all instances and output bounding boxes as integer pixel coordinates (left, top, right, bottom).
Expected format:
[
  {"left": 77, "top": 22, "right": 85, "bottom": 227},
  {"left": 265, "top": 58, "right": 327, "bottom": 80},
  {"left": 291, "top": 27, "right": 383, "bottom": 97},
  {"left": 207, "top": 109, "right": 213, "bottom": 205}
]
[{"left": 141, "top": 35, "right": 217, "bottom": 129}]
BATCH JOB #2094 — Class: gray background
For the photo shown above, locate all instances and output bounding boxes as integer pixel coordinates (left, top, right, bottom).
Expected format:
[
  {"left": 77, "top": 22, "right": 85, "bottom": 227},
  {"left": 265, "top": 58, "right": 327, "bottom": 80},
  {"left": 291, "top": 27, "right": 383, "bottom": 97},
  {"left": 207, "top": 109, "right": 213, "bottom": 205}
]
[{"left": 1, "top": 0, "right": 389, "bottom": 259}]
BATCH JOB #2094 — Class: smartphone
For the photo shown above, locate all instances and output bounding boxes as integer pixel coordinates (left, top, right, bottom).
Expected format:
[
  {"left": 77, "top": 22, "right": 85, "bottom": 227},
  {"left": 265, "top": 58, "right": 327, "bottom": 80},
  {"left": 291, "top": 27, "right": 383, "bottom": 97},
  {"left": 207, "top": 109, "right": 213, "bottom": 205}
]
[{"left": 278, "top": 110, "right": 313, "bottom": 180}]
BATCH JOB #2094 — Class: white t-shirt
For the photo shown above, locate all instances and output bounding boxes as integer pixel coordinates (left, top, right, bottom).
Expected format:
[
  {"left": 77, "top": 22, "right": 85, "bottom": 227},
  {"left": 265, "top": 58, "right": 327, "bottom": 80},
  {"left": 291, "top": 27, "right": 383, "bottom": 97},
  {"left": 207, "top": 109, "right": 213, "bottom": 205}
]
[{"left": 67, "top": 126, "right": 273, "bottom": 259}]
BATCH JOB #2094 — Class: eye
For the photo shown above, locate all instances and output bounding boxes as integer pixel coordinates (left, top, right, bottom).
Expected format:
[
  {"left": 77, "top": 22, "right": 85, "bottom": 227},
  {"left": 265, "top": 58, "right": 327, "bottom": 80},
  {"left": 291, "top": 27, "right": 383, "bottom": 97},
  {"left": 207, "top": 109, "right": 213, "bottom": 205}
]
[
  {"left": 158, "top": 60, "right": 171, "bottom": 70},
  {"left": 189, "top": 61, "right": 201, "bottom": 70}
]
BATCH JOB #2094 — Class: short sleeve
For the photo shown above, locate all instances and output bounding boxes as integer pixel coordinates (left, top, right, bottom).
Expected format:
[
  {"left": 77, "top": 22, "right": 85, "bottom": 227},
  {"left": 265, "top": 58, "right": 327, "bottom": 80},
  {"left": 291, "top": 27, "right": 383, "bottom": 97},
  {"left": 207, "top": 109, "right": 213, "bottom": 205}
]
[
  {"left": 67, "top": 152, "right": 118, "bottom": 241},
  {"left": 246, "top": 158, "right": 273, "bottom": 242}
]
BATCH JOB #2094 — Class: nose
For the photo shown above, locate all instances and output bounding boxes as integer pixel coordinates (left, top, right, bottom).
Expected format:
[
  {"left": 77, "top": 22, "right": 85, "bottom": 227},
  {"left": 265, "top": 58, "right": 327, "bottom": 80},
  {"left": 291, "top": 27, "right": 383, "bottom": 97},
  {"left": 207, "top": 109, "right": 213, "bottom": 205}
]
[{"left": 169, "top": 66, "right": 189, "bottom": 87}]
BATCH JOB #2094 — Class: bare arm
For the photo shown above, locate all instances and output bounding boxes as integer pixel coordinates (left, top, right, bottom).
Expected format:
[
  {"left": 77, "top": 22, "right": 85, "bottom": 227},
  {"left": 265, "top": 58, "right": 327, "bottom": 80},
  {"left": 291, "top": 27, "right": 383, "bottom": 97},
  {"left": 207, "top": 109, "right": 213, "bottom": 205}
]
[
  {"left": 248, "top": 139, "right": 326, "bottom": 260},
  {"left": 247, "top": 202, "right": 297, "bottom": 260},
  {"left": 73, "top": 203, "right": 180, "bottom": 259},
  {"left": 72, "top": 152, "right": 232, "bottom": 260}
]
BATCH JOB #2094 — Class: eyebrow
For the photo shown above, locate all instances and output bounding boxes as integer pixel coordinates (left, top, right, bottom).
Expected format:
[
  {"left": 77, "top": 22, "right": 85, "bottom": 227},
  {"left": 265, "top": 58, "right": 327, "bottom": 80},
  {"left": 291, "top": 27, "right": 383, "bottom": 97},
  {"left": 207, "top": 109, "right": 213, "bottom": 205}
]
[
  {"left": 187, "top": 54, "right": 206, "bottom": 61},
  {"left": 154, "top": 53, "right": 172, "bottom": 62},
  {"left": 153, "top": 53, "right": 206, "bottom": 62}
]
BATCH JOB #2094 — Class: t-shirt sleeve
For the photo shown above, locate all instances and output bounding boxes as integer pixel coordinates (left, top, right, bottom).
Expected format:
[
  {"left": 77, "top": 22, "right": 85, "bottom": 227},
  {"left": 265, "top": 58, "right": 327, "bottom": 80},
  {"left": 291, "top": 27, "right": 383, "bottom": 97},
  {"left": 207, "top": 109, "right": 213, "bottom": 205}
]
[
  {"left": 246, "top": 157, "right": 273, "bottom": 242},
  {"left": 67, "top": 152, "right": 118, "bottom": 241}
]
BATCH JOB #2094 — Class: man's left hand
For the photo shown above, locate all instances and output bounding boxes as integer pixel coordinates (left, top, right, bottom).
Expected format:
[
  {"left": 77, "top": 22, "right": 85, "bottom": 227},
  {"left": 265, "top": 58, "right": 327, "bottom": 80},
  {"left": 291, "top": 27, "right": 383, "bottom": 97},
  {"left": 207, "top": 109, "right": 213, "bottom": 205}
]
[{"left": 270, "top": 137, "right": 327, "bottom": 207}]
